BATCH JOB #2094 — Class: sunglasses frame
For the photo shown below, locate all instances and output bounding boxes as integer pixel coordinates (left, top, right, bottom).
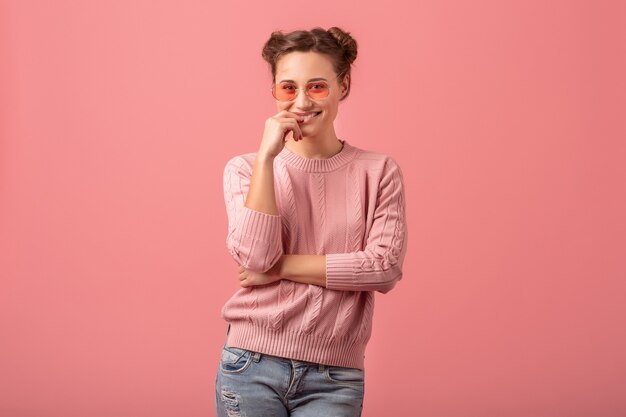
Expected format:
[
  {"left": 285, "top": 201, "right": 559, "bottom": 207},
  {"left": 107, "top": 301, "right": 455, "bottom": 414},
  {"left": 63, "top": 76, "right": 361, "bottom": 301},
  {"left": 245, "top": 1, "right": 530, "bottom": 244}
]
[{"left": 270, "top": 74, "right": 343, "bottom": 102}]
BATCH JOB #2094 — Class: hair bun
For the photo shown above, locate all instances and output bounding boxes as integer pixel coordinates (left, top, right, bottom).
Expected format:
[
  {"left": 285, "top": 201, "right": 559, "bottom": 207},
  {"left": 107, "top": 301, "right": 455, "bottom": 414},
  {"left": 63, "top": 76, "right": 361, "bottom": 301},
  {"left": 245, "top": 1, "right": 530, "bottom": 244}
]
[
  {"left": 261, "top": 26, "right": 359, "bottom": 101},
  {"left": 327, "top": 27, "right": 358, "bottom": 65}
]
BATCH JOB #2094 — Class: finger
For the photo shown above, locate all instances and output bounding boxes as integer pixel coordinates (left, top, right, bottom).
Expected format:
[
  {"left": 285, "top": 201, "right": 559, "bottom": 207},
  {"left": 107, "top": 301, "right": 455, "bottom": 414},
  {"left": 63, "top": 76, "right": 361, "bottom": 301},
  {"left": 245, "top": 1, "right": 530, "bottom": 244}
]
[
  {"left": 284, "top": 119, "right": 303, "bottom": 140},
  {"left": 282, "top": 115, "right": 305, "bottom": 124},
  {"left": 274, "top": 118, "right": 301, "bottom": 134},
  {"left": 276, "top": 116, "right": 305, "bottom": 127},
  {"left": 278, "top": 110, "right": 306, "bottom": 120}
]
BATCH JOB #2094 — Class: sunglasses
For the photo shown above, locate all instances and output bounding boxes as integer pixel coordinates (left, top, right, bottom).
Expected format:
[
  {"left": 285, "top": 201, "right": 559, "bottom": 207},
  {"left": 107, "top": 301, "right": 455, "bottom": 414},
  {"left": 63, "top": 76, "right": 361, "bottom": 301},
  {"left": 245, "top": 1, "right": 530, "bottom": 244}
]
[{"left": 270, "top": 75, "right": 342, "bottom": 102}]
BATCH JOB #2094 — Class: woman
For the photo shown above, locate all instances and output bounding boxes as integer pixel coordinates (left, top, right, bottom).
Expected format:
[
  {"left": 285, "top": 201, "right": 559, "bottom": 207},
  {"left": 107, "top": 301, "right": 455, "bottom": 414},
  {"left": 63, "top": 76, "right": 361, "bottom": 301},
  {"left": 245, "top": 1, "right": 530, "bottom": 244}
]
[{"left": 215, "top": 26, "right": 408, "bottom": 417}]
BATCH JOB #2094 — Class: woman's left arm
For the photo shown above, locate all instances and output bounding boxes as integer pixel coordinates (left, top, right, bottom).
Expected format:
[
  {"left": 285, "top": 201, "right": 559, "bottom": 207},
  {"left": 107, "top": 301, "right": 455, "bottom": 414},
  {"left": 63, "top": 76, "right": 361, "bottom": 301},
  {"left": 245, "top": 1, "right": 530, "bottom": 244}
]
[
  {"left": 236, "top": 254, "right": 327, "bottom": 288},
  {"left": 278, "top": 254, "right": 327, "bottom": 287}
]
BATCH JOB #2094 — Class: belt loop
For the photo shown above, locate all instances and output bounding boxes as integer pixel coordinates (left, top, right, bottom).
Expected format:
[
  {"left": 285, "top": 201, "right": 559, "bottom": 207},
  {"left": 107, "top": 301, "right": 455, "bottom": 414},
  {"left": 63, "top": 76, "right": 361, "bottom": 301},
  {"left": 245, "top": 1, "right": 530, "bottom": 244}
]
[
  {"left": 319, "top": 363, "right": 325, "bottom": 372},
  {"left": 253, "top": 351, "right": 261, "bottom": 362}
]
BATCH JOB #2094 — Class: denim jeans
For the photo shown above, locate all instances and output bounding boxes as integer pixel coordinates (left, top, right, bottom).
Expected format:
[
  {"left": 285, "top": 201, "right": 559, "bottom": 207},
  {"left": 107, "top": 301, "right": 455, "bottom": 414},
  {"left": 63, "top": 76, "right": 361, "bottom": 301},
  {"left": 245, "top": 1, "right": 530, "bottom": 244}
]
[{"left": 215, "top": 326, "right": 365, "bottom": 416}]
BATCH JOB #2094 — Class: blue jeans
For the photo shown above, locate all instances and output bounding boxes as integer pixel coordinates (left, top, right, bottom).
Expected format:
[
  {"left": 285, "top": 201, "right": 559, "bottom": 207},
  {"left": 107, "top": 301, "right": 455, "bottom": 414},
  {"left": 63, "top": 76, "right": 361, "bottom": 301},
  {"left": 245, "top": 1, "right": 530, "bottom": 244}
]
[{"left": 215, "top": 326, "right": 365, "bottom": 416}]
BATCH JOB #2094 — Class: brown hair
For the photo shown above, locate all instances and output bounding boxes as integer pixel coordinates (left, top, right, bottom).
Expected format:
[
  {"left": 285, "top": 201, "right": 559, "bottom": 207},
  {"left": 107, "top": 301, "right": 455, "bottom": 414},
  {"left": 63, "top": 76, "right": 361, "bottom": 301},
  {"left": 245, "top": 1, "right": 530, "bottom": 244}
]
[{"left": 261, "top": 26, "right": 358, "bottom": 101}]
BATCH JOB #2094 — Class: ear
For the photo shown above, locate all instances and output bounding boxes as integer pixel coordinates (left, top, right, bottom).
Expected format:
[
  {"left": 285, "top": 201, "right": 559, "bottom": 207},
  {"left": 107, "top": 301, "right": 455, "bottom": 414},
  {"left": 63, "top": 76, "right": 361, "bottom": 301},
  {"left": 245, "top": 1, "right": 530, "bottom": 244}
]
[{"left": 341, "top": 74, "right": 350, "bottom": 97}]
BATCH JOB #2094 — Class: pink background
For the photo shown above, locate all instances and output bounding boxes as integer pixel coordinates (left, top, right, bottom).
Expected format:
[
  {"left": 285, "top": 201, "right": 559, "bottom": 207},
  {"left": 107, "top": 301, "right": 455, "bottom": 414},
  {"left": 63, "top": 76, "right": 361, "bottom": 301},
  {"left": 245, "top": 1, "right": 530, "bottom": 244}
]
[{"left": 1, "top": 1, "right": 625, "bottom": 416}]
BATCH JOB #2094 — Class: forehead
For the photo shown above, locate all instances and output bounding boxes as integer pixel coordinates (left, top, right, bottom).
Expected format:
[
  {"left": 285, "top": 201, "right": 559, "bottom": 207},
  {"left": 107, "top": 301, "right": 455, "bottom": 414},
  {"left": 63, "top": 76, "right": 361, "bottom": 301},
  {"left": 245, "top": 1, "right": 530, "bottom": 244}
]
[{"left": 275, "top": 51, "right": 335, "bottom": 81}]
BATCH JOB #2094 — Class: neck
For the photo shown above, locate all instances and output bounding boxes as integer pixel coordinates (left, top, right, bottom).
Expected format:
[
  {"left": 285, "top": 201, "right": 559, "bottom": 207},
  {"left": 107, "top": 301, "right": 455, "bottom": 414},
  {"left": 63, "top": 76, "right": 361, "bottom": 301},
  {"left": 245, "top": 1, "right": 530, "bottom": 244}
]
[
  {"left": 284, "top": 126, "right": 343, "bottom": 159},
  {"left": 285, "top": 139, "right": 344, "bottom": 159},
  {"left": 277, "top": 139, "right": 355, "bottom": 173}
]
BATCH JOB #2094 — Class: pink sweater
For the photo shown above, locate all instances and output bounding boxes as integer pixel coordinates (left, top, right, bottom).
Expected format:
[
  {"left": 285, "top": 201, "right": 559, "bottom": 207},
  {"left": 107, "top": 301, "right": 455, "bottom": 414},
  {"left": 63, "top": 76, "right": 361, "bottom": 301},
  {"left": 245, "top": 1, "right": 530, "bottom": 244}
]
[{"left": 220, "top": 139, "right": 408, "bottom": 370}]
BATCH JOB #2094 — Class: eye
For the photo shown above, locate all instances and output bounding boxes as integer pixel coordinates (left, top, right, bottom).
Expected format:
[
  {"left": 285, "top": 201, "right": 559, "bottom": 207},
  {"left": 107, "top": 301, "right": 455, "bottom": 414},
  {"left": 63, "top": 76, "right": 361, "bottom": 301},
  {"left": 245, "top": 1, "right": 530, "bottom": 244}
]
[
  {"left": 280, "top": 84, "right": 295, "bottom": 90},
  {"left": 308, "top": 83, "right": 327, "bottom": 90}
]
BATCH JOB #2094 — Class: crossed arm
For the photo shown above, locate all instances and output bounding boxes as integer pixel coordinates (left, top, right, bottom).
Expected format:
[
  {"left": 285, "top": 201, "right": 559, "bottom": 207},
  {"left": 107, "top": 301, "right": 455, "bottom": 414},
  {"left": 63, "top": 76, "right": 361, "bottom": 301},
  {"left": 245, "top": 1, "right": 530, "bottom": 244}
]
[
  {"left": 225, "top": 153, "right": 406, "bottom": 293},
  {"left": 228, "top": 153, "right": 328, "bottom": 288},
  {"left": 236, "top": 254, "right": 327, "bottom": 288}
]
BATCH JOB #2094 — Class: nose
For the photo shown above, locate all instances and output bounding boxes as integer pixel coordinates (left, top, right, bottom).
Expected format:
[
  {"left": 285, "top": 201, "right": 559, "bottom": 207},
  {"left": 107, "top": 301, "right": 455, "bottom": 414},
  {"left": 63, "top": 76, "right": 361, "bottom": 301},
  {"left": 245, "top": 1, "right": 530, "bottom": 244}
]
[{"left": 294, "top": 87, "right": 313, "bottom": 109}]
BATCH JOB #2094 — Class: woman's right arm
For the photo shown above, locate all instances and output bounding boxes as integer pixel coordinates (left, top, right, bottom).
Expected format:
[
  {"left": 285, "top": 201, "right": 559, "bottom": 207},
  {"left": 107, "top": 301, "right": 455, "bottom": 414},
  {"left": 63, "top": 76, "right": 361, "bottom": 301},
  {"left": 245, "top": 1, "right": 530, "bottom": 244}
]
[
  {"left": 223, "top": 111, "right": 304, "bottom": 273},
  {"left": 244, "top": 153, "right": 279, "bottom": 215}
]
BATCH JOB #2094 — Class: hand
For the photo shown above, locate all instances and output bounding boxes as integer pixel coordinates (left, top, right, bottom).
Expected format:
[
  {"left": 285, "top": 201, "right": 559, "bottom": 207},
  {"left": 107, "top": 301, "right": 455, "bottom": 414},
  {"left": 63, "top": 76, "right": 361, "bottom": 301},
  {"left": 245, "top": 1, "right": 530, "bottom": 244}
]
[
  {"left": 258, "top": 110, "right": 305, "bottom": 159},
  {"left": 236, "top": 262, "right": 282, "bottom": 288}
]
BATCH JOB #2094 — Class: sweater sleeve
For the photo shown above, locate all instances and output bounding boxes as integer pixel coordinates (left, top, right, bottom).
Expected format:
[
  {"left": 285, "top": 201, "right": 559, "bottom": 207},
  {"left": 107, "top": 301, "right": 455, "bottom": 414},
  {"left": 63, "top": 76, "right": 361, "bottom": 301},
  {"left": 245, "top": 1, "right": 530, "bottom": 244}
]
[
  {"left": 325, "top": 157, "right": 408, "bottom": 294},
  {"left": 223, "top": 156, "right": 284, "bottom": 273}
]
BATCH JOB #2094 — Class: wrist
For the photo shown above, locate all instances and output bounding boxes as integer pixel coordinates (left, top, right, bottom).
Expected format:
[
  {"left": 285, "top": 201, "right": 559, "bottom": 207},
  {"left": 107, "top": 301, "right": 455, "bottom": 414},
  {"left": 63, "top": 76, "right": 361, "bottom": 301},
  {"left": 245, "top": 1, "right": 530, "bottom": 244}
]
[
  {"left": 256, "top": 151, "right": 276, "bottom": 163},
  {"left": 277, "top": 255, "right": 290, "bottom": 280}
]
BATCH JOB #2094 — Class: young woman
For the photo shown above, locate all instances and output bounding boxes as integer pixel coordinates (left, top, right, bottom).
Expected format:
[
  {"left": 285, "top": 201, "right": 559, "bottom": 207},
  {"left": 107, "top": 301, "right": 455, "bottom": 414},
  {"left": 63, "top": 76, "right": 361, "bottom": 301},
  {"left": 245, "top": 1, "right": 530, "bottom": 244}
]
[{"left": 215, "top": 26, "right": 408, "bottom": 417}]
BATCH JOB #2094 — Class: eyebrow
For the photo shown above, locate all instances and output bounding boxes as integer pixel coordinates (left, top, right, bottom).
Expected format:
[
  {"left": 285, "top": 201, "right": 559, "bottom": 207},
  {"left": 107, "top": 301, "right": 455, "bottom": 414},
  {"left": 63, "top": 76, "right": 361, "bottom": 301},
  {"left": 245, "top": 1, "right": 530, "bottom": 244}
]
[{"left": 278, "top": 77, "right": 328, "bottom": 83}]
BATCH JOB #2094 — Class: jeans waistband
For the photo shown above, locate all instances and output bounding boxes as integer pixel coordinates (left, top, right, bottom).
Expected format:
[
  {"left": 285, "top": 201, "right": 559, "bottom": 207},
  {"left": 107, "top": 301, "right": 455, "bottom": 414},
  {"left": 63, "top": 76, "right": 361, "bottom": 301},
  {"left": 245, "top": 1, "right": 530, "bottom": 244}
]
[{"left": 224, "top": 323, "right": 326, "bottom": 371}]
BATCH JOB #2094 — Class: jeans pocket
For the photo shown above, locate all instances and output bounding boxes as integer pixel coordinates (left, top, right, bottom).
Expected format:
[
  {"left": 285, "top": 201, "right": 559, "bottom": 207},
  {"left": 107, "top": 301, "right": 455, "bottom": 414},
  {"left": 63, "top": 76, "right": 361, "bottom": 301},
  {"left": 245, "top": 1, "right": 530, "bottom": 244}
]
[
  {"left": 324, "top": 365, "right": 365, "bottom": 386},
  {"left": 220, "top": 346, "right": 253, "bottom": 374}
]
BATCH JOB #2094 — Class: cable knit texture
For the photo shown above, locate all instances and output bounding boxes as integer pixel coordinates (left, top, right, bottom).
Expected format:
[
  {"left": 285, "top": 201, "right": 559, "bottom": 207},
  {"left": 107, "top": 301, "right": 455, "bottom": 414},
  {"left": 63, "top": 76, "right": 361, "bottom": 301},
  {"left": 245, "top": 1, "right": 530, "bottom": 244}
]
[{"left": 221, "top": 139, "right": 408, "bottom": 370}]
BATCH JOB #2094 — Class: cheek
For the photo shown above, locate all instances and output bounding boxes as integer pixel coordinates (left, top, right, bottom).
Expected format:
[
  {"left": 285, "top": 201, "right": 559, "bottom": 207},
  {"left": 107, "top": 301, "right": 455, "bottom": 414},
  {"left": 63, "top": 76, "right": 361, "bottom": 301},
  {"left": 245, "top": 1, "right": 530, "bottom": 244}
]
[{"left": 323, "top": 105, "right": 339, "bottom": 120}]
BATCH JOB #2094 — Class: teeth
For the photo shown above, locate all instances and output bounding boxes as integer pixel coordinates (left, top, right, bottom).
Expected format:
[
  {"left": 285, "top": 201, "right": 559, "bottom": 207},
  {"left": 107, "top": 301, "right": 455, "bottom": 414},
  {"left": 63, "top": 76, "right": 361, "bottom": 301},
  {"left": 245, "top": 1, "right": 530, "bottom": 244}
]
[{"left": 302, "top": 112, "right": 320, "bottom": 120}]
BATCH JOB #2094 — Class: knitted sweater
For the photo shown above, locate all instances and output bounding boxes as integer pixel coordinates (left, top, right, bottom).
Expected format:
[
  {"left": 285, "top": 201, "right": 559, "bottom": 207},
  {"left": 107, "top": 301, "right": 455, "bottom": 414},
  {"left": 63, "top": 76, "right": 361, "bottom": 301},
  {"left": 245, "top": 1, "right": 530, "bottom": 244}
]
[{"left": 220, "top": 139, "right": 408, "bottom": 370}]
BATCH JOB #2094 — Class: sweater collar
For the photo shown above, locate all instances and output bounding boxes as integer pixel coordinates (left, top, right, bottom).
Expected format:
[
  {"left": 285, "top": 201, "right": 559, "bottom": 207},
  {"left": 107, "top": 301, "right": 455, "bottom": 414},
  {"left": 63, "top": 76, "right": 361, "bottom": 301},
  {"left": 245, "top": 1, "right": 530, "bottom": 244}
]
[{"left": 276, "top": 139, "right": 358, "bottom": 172}]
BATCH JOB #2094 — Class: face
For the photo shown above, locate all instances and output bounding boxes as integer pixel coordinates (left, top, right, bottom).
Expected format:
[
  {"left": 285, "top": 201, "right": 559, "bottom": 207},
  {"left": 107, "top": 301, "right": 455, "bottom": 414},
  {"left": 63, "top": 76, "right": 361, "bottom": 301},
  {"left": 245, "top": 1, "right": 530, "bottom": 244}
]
[{"left": 273, "top": 51, "right": 349, "bottom": 139}]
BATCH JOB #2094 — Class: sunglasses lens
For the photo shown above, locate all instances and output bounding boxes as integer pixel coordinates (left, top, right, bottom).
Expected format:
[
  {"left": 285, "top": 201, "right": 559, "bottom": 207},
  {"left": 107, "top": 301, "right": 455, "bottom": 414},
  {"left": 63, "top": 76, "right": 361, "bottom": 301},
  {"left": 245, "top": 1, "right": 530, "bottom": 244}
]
[
  {"left": 273, "top": 84, "right": 297, "bottom": 101},
  {"left": 272, "top": 82, "right": 330, "bottom": 101},
  {"left": 306, "top": 82, "right": 330, "bottom": 99}
]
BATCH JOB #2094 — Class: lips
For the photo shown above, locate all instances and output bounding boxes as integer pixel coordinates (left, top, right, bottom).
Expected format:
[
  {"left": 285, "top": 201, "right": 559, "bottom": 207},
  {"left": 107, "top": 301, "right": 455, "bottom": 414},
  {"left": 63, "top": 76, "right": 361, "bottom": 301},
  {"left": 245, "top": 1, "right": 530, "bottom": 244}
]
[{"left": 298, "top": 111, "right": 322, "bottom": 123}]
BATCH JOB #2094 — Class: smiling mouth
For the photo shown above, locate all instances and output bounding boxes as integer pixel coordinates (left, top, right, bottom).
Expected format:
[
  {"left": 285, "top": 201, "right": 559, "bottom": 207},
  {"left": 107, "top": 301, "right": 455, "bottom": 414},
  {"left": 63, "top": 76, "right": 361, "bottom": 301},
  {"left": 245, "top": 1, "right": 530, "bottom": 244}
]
[{"left": 298, "top": 111, "right": 322, "bottom": 123}]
